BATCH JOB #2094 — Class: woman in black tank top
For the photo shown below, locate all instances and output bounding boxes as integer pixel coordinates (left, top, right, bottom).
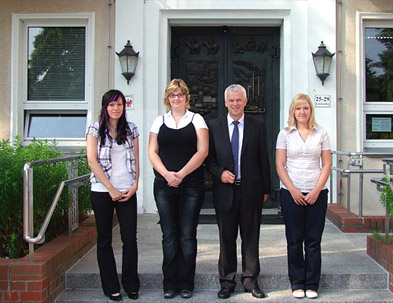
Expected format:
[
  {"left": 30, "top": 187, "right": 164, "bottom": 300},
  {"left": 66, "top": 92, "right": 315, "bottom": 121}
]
[{"left": 148, "top": 79, "right": 209, "bottom": 299}]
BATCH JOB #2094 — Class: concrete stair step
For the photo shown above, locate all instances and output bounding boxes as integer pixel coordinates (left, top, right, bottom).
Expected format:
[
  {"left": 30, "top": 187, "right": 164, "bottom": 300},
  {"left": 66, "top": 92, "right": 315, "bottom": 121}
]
[
  {"left": 65, "top": 272, "right": 388, "bottom": 290},
  {"left": 56, "top": 288, "right": 393, "bottom": 303}
]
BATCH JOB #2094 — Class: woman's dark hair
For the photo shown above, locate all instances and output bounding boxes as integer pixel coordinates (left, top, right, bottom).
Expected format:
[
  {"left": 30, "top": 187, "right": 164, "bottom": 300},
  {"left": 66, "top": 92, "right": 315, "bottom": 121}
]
[{"left": 98, "top": 89, "right": 130, "bottom": 146}]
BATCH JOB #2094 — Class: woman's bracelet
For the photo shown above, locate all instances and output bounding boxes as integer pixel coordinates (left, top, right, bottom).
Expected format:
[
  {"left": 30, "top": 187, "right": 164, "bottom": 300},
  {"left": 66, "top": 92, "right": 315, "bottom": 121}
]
[{"left": 164, "top": 171, "right": 168, "bottom": 178}]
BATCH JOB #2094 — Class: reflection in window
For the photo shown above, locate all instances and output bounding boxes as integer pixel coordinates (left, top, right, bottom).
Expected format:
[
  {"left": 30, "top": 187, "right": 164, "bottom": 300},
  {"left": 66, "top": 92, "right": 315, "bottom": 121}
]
[
  {"left": 26, "top": 113, "right": 87, "bottom": 138},
  {"left": 27, "top": 27, "right": 85, "bottom": 101},
  {"left": 365, "top": 27, "right": 393, "bottom": 102},
  {"left": 366, "top": 114, "right": 393, "bottom": 139}
]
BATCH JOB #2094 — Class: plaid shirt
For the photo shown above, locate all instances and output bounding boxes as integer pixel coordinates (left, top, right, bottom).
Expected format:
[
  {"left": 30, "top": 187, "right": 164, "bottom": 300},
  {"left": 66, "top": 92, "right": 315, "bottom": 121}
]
[{"left": 87, "top": 121, "right": 139, "bottom": 185}]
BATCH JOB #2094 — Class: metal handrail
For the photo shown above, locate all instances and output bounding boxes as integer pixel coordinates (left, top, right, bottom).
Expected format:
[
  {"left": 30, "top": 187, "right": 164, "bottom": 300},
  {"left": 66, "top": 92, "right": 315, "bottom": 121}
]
[
  {"left": 330, "top": 151, "right": 393, "bottom": 217},
  {"left": 23, "top": 155, "right": 89, "bottom": 262},
  {"left": 371, "top": 158, "right": 393, "bottom": 237}
]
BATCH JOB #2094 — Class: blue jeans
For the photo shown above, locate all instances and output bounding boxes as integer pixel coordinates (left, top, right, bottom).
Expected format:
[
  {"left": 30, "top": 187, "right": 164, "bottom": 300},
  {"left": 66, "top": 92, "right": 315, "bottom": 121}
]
[
  {"left": 154, "top": 177, "right": 204, "bottom": 291},
  {"left": 280, "top": 188, "right": 328, "bottom": 292}
]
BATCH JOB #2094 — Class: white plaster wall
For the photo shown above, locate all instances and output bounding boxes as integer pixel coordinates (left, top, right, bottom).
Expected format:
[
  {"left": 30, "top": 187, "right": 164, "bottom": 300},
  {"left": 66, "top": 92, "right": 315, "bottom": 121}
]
[{"left": 116, "top": 0, "right": 337, "bottom": 213}]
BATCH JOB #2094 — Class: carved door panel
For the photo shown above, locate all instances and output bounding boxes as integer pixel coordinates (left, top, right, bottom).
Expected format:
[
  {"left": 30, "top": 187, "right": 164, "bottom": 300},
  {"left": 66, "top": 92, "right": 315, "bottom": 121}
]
[{"left": 171, "top": 26, "right": 280, "bottom": 210}]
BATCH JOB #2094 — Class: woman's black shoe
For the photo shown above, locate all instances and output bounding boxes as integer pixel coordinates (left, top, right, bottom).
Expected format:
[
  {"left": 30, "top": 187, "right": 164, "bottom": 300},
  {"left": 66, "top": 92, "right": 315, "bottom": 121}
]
[
  {"left": 108, "top": 293, "right": 122, "bottom": 301},
  {"left": 128, "top": 292, "right": 139, "bottom": 300},
  {"left": 164, "top": 290, "right": 177, "bottom": 299}
]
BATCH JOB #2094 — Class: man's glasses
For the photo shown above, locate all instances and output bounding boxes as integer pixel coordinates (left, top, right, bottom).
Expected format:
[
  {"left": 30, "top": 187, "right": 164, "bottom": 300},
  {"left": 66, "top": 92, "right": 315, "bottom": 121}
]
[{"left": 168, "top": 93, "right": 185, "bottom": 99}]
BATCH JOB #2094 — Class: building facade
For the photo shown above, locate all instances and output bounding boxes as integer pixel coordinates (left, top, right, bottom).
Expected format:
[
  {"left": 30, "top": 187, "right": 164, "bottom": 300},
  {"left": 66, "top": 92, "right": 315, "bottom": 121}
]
[{"left": 0, "top": 0, "right": 392, "bottom": 215}]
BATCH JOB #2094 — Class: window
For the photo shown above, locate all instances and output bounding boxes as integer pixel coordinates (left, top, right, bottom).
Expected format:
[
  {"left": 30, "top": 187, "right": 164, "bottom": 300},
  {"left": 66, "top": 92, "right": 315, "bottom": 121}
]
[
  {"left": 28, "top": 27, "right": 85, "bottom": 102},
  {"left": 362, "top": 18, "right": 393, "bottom": 150},
  {"left": 11, "top": 14, "right": 94, "bottom": 147},
  {"left": 25, "top": 112, "right": 87, "bottom": 139}
]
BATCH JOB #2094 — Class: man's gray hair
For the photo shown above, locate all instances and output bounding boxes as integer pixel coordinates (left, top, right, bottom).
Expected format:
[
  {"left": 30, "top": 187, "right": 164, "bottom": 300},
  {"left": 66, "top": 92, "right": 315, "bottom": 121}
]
[{"left": 224, "top": 84, "right": 247, "bottom": 100}]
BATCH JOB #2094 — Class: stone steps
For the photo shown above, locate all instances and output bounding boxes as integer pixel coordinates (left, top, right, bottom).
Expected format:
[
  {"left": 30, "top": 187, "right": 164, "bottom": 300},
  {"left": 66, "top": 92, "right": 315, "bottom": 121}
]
[
  {"left": 57, "top": 289, "right": 393, "bottom": 303},
  {"left": 64, "top": 271, "right": 387, "bottom": 291},
  {"left": 55, "top": 214, "right": 393, "bottom": 303}
]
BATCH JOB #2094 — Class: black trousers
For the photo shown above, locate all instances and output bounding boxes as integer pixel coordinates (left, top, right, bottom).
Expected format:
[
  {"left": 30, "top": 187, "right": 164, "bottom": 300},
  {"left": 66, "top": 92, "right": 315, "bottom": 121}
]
[
  {"left": 280, "top": 188, "right": 328, "bottom": 292},
  {"left": 91, "top": 191, "right": 140, "bottom": 296},
  {"left": 215, "top": 185, "right": 262, "bottom": 290}
]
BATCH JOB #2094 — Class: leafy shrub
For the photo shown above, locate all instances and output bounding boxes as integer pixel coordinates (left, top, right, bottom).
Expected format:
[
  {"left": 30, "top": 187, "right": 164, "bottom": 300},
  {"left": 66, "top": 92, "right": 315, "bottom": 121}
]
[
  {"left": 0, "top": 137, "right": 91, "bottom": 258},
  {"left": 379, "top": 177, "right": 393, "bottom": 219},
  {"left": 377, "top": 175, "right": 393, "bottom": 239}
]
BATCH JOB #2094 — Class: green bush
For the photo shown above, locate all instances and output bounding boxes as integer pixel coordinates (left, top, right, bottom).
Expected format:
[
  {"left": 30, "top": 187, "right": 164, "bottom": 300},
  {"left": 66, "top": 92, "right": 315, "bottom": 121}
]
[
  {"left": 0, "top": 137, "right": 91, "bottom": 258},
  {"left": 378, "top": 174, "right": 393, "bottom": 239},
  {"left": 380, "top": 181, "right": 393, "bottom": 219}
]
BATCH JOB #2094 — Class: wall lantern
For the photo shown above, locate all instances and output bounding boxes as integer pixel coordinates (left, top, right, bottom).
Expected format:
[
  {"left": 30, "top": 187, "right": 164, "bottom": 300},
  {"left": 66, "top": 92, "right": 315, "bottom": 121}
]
[
  {"left": 116, "top": 40, "right": 139, "bottom": 84},
  {"left": 312, "top": 41, "right": 335, "bottom": 85}
]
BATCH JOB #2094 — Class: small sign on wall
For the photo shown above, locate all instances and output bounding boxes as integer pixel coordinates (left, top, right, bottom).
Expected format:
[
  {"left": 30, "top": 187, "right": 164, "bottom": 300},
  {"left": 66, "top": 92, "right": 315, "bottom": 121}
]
[
  {"left": 314, "top": 94, "right": 331, "bottom": 108},
  {"left": 372, "top": 117, "right": 391, "bottom": 132},
  {"left": 125, "top": 94, "right": 134, "bottom": 110}
]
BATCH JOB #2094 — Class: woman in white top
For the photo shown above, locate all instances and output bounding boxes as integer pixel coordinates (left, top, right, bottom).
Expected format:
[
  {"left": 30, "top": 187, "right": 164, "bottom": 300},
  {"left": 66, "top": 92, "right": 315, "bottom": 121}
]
[
  {"left": 276, "top": 93, "right": 331, "bottom": 300},
  {"left": 86, "top": 90, "right": 140, "bottom": 301},
  {"left": 148, "top": 79, "right": 208, "bottom": 299}
]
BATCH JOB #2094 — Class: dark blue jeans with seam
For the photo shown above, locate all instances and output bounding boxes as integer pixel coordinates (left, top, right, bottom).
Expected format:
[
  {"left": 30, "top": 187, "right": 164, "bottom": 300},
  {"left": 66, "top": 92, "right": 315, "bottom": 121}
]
[
  {"left": 154, "top": 176, "right": 204, "bottom": 292},
  {"left": 280, "top": 188, "right": 328, "bottom": 292}
]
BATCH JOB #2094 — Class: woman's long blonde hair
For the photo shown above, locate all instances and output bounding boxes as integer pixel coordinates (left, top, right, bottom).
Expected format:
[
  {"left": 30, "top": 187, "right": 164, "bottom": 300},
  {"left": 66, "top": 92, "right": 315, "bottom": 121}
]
[{"left": 285, "top": 93, "right": 318, "bottom": 130}]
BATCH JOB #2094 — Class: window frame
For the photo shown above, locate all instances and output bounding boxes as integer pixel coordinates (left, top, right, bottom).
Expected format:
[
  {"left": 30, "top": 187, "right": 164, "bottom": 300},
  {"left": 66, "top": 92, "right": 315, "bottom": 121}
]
[
  {"left": 358, "top": 13, "right": 393, "bottom": 151},
  {"left": 24, "top": 110, "right": 88, "bottom": 140},
  {"left": 11, "top": 13, "right": 95, "bottom": 147}
]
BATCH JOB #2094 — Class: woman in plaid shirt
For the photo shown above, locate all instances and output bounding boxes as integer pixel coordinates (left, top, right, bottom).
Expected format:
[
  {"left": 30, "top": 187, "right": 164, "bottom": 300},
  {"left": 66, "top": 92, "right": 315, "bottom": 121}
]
[{"left": 86, "top": 90, "right": 140, "bottom": 301}]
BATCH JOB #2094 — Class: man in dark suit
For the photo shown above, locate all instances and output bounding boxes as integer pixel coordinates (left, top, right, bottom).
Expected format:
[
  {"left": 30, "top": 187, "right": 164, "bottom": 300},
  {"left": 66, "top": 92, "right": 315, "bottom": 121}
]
[{"left": 206, "top": 84, "right": 271, "bottom": 299}]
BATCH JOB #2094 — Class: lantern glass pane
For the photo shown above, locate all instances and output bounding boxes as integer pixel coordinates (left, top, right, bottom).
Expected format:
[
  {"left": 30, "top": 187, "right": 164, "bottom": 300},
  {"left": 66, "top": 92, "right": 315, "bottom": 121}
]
[
  {"left": 313, "top": 56, "right": 324, "bottom": 74},
  {"left": 119, "top": 56, "right": 129, "bottom": 73},
  {"left": 322, "top": 56, "right": 332, "bottom": 74},
  {"left": 127, "top": 56, "right": 138, "bottom": 73}
]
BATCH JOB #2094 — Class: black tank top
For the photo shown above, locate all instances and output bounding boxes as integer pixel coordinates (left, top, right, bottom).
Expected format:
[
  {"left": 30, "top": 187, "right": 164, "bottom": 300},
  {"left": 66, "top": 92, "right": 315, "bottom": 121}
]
[{"left": 154, "top": 114, "right": 203, "bottom": 181}]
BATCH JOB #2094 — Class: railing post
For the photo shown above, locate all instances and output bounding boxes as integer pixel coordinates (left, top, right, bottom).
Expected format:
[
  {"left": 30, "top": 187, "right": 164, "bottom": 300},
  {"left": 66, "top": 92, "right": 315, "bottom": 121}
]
[
  {"left": 28, "top": 168, "right": 34, "bottom": 262},
  {"left": 25, "top": 166, "right": 35, "bottom": 262},
  {"left": 387, "top": 162, "right": 392, "bottom": 238},
  {"left": 359, "top": 155, "right": 363, "bottom": 217},
  {"left": 346, "top": 173, "right": 351, "bottom": 215},
  {"left": 68, "top": 160, "right": 79, "bottom": 236}
]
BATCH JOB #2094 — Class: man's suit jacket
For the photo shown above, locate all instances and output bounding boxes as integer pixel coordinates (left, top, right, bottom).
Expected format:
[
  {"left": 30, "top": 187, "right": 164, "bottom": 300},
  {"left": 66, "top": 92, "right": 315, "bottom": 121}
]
[{"left": 206, "top": 115, "right": 271, "bottom": 212}]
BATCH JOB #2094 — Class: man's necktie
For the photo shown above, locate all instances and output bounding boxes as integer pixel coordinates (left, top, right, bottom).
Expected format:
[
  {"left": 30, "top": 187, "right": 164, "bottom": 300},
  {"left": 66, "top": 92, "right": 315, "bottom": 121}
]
[{"left": 231, "top": 120, "right": 240, "bottom": 179}]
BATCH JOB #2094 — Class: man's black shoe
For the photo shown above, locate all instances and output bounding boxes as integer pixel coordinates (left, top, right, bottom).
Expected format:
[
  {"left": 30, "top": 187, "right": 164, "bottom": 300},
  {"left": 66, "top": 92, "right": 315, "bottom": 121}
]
[
  {"left": 180, "top": 290, "right": 193, "bottom": 299},
  {"left": 164, "top": 290, "right": 176, "bottom": 299},
  {"left": 218, "top": 287, "right": 234, "bottom": 299},
  {"left": 245, "top": 286, "right": 266, "bottom": 299}
]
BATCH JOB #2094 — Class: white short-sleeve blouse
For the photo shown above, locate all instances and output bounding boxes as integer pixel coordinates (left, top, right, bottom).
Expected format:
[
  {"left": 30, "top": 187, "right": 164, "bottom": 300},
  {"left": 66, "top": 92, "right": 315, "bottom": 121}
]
[
  {"left": 276, "top": 126, "right": 330, "bottom": 192},
  {"left": 150, "top": 110, "right": 208, "bottom": 133}
]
